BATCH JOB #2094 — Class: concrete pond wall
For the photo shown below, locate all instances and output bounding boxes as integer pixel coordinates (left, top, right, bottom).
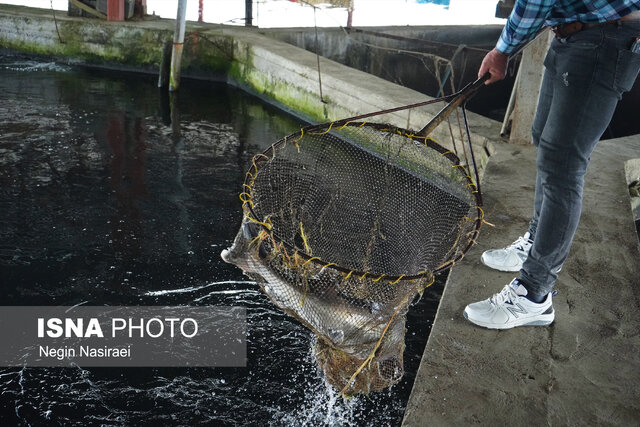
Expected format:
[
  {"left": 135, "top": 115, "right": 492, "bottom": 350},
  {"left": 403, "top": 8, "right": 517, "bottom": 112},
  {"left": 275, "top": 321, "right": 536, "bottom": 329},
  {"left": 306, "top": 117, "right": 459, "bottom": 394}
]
[
  {"left": 262, "top": 25, "right": 517, "bottom": 121},
  {"left": 263, "top": 25, "right": 640, "bottom": 139}
]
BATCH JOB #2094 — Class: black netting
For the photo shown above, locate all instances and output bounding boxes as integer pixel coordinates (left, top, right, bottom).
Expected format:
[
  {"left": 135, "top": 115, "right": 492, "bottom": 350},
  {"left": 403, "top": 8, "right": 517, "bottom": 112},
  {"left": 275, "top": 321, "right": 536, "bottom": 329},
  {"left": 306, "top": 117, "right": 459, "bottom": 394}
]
[{"left": 222, "top": 121, "right": 482, "bottom": 395}]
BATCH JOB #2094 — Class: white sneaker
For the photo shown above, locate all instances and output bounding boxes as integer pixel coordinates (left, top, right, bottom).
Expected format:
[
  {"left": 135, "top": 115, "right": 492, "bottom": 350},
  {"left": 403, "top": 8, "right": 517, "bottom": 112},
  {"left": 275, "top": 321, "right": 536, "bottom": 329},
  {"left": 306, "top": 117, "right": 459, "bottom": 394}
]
[
  {"left": 463, "top": 279, "right": 555, "bottom": 330},
  {"left": 481, "top": 232, "right": 533, "bottom": 272}
]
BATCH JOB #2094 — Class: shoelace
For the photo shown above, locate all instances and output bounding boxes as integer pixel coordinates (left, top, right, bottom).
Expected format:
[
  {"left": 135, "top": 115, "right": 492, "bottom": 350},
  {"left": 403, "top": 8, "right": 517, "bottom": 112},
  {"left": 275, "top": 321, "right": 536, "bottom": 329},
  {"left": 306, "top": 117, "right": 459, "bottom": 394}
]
[
  {"left": 491, "top": 284, "right": 519, "bottom": 306},
  {"left": 507, "top": 235, "right": 531, "bottom": 252}
]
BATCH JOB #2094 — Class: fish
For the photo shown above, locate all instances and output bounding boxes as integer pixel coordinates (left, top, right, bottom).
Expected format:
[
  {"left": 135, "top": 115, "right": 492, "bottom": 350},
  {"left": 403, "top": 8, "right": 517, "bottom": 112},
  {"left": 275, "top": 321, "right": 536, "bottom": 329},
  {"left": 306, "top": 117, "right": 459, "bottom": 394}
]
[
  {"left": 221, "top": 221, "right": 393, "bottom": 356},
  {"left": 222, "top": 220, "right": 416, "bottom": 393}
]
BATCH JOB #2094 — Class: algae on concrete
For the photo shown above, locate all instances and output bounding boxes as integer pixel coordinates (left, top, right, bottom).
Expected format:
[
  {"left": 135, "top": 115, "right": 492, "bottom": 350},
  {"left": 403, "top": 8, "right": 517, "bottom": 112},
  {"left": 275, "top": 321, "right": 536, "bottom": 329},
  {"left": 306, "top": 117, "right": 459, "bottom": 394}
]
[{"left": 0, "top": 4, "right": 232, "bottom": 77}]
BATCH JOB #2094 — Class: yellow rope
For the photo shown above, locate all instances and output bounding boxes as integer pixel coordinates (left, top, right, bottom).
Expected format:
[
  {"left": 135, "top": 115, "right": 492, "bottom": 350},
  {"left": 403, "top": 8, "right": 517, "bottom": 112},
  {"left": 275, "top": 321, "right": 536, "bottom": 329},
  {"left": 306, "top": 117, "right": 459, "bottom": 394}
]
[
  {"left": 244, "top": 214, "right": 273, "bottom": 231},
  {"left": 427, "top": 274, "right": 435, "bottom": 287},
  {"left": 299, "top": 222, "right": 312, "bottom": 256},
  {"left": 239, "top": 192, "right": 255, "bottom": 209},
  {"left": 310, "top": 122, "right": 334, "bottom": 135},
  {"left": 438, "top": 259, "right": 454, "bottom": 270},
  {"left": 340, "top": 294, "right": 410, "bottom": 397},
  {"left": 253, "top": 153, "right": 270, "bottom": 164},
  {"left": 389, "top": 274, "right": 406, "bottom": 285},
  {"left": 302, "top": 256, "right": 320, "bottom": 266}
]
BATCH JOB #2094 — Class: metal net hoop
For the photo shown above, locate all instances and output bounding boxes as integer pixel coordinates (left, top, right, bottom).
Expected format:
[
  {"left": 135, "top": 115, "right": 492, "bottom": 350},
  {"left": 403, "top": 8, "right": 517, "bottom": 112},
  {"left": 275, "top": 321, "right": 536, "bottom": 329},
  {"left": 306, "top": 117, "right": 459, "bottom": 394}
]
[{"left": 239, "top": 121, "right": 484, "bottom": 284}]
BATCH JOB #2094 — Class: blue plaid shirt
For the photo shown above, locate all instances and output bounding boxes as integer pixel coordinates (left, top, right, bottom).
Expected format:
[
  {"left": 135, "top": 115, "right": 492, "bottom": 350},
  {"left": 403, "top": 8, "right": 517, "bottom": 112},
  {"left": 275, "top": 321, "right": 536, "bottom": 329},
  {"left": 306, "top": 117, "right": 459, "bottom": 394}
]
[{"left": 497, "top": 0, "right": 640, "bottom": 54}]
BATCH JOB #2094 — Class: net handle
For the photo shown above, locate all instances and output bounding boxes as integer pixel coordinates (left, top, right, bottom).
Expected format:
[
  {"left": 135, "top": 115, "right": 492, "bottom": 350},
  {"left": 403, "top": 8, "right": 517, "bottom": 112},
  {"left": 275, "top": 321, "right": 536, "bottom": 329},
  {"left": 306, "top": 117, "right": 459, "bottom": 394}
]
[
  {"left": 418, "top": 29, "right": 547, "bottom": 136},
  {"left": 416, "top": 72, "right": 489, "bottom": 137},
  {"left": 416, "top": 30, "right": 548, "bottom": 203}
]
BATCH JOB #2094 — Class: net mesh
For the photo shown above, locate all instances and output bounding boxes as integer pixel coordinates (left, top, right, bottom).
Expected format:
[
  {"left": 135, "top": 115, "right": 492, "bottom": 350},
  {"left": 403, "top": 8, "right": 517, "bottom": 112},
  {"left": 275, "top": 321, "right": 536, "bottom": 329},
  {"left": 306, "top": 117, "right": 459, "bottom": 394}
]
[{"left": 222, "top": 121, "right": 482, "bottom": 395}]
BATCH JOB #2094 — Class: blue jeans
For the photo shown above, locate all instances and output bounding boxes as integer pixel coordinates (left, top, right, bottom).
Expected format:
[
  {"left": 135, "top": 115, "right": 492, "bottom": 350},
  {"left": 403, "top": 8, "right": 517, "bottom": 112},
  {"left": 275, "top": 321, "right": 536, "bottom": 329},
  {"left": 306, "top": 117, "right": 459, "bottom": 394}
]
[{"left": 521, "top": 22, "right": 640, "bottom": 297}]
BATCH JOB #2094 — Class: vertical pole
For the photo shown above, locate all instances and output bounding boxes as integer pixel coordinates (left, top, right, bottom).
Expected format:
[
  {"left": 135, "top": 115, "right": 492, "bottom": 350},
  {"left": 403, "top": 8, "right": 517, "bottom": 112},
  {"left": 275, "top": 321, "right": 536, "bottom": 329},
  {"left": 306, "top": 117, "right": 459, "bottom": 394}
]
[
  {"left": 313, "top": 7, "right": 325, "bottom": 104},
  {"left": 508, "top": 31, "right": 553, "bottom": 144},
  {"left": 347, "top": 0, "right": 354, "bottom": 27},
  {"left": 107, "top": 0, "right": 124, "bottom": 21},
  {"left": 158, "top": 39, "right": 172, "bottom": 88},
  {"left": 198, "top": 0, "right": 203, "bottom": 22},
  {"left": 169, "top": 0, "right": 188, "bottom": 92},
  {"left": 245, "top": 0, "right": 253, "bottom": 26}
]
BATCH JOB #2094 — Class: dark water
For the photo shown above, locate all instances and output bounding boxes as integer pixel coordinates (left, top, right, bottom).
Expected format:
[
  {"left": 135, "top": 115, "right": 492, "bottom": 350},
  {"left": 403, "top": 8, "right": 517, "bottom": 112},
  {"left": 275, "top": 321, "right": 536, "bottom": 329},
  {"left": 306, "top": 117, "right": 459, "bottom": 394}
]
[{"left": 0, "top": 54, "right": 444, "bottom": 426}]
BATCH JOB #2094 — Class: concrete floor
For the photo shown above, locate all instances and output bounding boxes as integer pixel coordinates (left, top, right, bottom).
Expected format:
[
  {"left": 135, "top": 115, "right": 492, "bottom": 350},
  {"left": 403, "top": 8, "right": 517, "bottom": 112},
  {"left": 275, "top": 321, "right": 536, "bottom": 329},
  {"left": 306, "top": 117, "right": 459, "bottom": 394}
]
[{"left": 403, "top": 135, "right": 640, "bottom": 426}]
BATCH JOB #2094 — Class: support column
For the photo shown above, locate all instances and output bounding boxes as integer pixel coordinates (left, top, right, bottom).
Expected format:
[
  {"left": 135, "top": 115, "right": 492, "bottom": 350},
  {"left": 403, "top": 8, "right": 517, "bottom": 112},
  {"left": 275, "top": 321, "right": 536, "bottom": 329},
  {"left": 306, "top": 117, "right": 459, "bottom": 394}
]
[
  {"left": 507, "top": 30, "right": 553, "bottom": 144},
  {"left": 245, "top": 0, "right": 253, "bottom": 26},
  {"left": 169, "top": 0, "right": 188, "bottom": 92},
  {"left": 107, "top": 0, "right": 124, "bottom": 21}
]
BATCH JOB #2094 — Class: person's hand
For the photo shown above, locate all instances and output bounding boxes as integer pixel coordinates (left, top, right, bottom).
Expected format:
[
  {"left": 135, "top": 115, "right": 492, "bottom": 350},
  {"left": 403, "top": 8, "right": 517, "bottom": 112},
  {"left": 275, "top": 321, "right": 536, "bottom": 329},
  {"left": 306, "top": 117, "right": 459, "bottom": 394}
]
[{"left": 478, "top": 48, "right": 508, "bottom": 85}]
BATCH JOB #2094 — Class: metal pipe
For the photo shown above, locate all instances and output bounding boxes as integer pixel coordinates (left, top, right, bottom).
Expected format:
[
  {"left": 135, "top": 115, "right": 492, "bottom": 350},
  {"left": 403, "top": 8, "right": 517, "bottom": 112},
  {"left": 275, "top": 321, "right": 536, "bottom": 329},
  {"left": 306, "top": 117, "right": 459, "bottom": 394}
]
[
  {"left": 245, "top": 0, "right": 253, "bottom": 26},
  {"left": 169, "top": 0, "right": 188, "bottom": 92},
  {"left": 500, "top": 63, "right": 520, "bottom": 137}
]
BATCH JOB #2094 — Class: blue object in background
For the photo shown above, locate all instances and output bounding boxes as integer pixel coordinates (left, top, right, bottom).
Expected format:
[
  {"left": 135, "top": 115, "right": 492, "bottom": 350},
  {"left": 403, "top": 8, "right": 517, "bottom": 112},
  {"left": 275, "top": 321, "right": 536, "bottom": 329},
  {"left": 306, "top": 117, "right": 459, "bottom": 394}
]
[{"left": 416, "top": 0, "right": 450, "bottom": 9}]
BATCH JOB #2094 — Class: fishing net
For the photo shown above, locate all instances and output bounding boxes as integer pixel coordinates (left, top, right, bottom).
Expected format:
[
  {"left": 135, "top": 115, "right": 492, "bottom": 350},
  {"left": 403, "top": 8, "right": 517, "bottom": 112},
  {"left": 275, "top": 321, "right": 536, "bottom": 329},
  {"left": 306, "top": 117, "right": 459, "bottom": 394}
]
[{"left": 222, "top": 118, "right": 484, "bottom": 396}]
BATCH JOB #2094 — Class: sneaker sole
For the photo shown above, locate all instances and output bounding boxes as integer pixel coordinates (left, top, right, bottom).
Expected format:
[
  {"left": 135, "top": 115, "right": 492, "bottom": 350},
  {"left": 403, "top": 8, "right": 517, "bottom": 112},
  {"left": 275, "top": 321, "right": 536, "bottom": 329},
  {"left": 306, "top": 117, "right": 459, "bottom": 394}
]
[
  {"left": 480, "top": 254, "right": 522, "bottom": 272},
  {"left": 480, "top": 256, "right": 563, "bottom": 274},
  {"left": 463, "top": 310, "right": 554, "bottom": 330}
]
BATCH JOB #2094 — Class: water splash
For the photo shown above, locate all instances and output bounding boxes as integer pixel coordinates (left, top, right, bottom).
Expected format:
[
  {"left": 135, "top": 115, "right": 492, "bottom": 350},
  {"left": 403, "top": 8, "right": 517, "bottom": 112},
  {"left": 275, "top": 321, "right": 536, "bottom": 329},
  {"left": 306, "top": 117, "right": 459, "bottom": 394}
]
[{"left": 144, "top": 280, "right": 256, "bottom": 296}]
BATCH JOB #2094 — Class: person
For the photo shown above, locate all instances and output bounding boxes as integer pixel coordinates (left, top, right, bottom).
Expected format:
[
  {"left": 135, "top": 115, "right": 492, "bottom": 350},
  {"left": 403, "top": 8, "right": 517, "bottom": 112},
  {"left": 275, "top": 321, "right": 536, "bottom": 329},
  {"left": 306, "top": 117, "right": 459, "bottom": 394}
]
[{"left": 463, "top": 0, "right": 640, "bottom": 330}]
